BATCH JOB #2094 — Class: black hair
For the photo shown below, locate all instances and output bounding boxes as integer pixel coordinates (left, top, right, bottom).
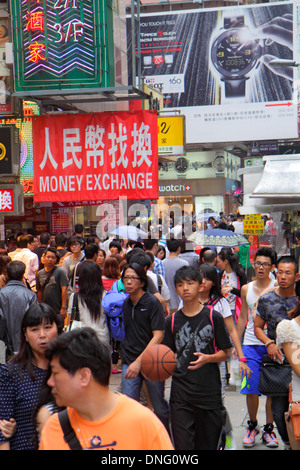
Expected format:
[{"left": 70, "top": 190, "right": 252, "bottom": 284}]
[
  {"left": 174, "top": 265, "right": 202, "bottom": 286},
  {"left": 19, "top": 234, "right": 34, "bottom": 248},
  {"left": 156, "top": 246, "right": 166, "bottom": 259},
  {"left": 122, "top": 262, "right": 148, "bottom": 291},
  {"left": 84, "top": 243, "right": 99, "bottom": 259},
  {"left": 202, "top": 249, "right": 217, "bottom": 264},
  {"left": 218, "top": 247, "right": 246, "bottom": 279},
  {"left": 6, "top": 260, "right": 26, "bottom": 281},
  {"left": 143, "top": 238, "right": 158, "bottom": 251},
  {"left": 166, "top": 238, "right": 181, "bottom": 253},
  {"left": 109, "top": 240, "right": 122, "bottom": 252},
  {"left": 39, "top": 232, "right": 50, "bottom": 245},
  {"left": 55, "top": 232, "right": 68, "bottom": 246},
  {"left": 130, "top": 252, "right": 152, "bottom": 270},
  {"left": 46, "top": 328, "right": 111, "bottom": 386},
  {"left": 78, "top": 261, "right": 104, "bottom": 322},
  {"left": 277, "top": 255, "right": 298, "bottom": 273},
  {"left": 199, "top": 264, "right": 222, "bottom": 299},
  {"left": 74, "top": 224, "right": 84, "bottom": 234},
  {"left": 67, "top": 236, "right": 84, "bottom": 251},
  {"left": 255, "top": 247, "right": 277, "bottom": 265},
  {"left": 9, "top": 303, "right": 63, "bottom": 380}
]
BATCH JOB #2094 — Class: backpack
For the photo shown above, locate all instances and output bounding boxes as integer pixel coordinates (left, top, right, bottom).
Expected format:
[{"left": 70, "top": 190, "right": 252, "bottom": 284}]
[{"left": 101, "top": 282, "right": 128, "bottom": 342}]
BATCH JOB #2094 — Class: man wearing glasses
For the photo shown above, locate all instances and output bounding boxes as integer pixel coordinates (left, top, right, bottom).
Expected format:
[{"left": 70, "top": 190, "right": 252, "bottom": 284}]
[
  {"left": 236, "top": 247, "right": 277, "bottom": 448},
  {"left": 120, "top": 262, "right": 170, "bottom": 433}
]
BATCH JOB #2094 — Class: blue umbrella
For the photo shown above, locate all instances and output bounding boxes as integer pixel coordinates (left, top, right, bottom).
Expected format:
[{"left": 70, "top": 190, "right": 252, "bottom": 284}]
[{"left": 188, "top": 228, "right": 249, "bottom": 247}]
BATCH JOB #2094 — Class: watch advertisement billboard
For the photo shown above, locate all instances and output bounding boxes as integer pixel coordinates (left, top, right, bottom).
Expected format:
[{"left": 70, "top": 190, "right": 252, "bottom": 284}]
[
  {"left": 32, "top": 111, "right": 159, "bottom": 203},
  {"left": 127, "top": 1, "right": 298, "bottom": 143}
]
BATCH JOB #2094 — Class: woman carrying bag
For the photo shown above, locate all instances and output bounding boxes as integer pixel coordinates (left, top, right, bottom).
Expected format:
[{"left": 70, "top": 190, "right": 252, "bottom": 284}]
[
  {"left": 67, "top": 261, "right": 110, "bottom": 351},
  {"left": 277, "top": 279, "right": 300, "bottom": 450}
]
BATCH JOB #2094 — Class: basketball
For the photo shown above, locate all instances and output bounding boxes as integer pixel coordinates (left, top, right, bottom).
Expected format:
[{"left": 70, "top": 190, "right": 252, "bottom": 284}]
[{"left": 141, "top": 344, "right": 177, "bottom": 381}]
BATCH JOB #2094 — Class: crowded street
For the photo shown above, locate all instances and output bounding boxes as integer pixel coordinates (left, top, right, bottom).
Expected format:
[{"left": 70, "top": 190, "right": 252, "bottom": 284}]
[{"left": 0, "top": 0, "right": 300, "bottom": 455}]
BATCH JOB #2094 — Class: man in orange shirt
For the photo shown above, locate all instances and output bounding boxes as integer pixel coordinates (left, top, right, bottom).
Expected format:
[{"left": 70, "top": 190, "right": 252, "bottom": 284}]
[{"left": 39, "top": 328, "right": 173, "bottom": 451}]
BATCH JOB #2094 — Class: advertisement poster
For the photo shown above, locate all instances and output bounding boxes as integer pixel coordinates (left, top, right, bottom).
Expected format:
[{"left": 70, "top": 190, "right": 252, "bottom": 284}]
[
  {"left": 33, "top": 111, "right": 159, "bottom": 203},
  {"left": 127, "top": 2, "right": 298, "bottom": 143}
]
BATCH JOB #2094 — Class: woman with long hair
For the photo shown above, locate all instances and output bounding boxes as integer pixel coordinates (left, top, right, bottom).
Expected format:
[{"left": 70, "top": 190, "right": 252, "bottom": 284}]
[
  {"left": 67, "top": 261, "right": 110, "bottom": 350},
  {"left": 0, "top": 303, "right": 62, "bottom": 450},
  {"left": 217, "top": 247, "right": 247, "bottom": 324}
]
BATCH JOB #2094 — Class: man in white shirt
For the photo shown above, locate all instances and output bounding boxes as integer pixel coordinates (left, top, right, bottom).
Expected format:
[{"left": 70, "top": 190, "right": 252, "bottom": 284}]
[
  {"left": 232, "top": 214, "right": 244, "bottom": 234},
  {"left": 13, "top": 234, "right": 39, "bottom": 290}
]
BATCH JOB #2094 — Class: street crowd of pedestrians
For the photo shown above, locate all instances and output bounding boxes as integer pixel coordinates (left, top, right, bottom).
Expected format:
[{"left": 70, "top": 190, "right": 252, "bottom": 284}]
[{"left": 0, "top": 218, "right": 300, "bottom": 451}]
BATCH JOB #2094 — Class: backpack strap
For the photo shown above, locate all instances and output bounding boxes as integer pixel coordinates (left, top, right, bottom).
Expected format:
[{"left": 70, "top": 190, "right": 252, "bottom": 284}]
[
  {"left": 156, "top": 274, "right": 163, "bottom": 294},
  {"left": 209, "top": 306, "right": 217, "bottom": 353},
  {"left": 58, "top": 409, "right": 82, "bottom": 450},
  {"left": 171, "top": 312, "right": 175, "bottom": 333}
]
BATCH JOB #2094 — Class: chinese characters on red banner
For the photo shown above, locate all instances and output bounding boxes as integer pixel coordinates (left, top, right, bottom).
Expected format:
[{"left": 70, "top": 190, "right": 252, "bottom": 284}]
[{"left": 33, "top": 111, "right": 159, "bottom": 203}]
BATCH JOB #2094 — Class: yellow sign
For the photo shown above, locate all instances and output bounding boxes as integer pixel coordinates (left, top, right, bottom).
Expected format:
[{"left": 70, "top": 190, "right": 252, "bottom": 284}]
[
  {"left": 243, "top": 214, "right": 265, "bottom": 235},
  {"left": 157, "top": 115, "right": 185, "bottom": 156}
]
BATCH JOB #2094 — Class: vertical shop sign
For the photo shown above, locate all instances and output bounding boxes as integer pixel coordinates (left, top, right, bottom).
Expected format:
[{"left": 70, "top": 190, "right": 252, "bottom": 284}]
[{"left": 11, "top": 0, "right": 114, "bottom": 91}]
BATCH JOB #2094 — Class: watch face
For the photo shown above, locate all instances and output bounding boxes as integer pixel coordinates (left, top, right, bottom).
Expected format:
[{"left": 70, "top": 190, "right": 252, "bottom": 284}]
[
  {"left": 211, "top": 28, "right": 261, "bottom": 78},
  {"left": 175, "top": 157, "right": 188, "bottom": 173},
  {"left": 213, "top": 155, "right": 225, "bottom": 172}
]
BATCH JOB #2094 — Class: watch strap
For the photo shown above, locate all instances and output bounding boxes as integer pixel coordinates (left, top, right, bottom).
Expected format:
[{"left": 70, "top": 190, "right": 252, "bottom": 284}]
[
  {"left": 224, "top": 79, "right": 246, "bottom": 98},
  {"left": 224, "top": 16, "right": 244, "bottom": 29}
]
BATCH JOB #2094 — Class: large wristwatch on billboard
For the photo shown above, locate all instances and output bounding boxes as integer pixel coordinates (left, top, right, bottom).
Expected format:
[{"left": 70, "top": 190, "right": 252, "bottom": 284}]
[{"left": 211, "top": 16, "right": 262, "bottom": 98}]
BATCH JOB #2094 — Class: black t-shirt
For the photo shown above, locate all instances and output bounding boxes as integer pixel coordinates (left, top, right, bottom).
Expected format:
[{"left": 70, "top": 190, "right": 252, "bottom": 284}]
[
  {"left": 36, "top": 267, "right": 68, "bottom": 314},
  {"left": 121, "top": 292, "right": 165, "bottom": 365},
  {"left": 164, "top": 307, "right": 232, "bottom": 409}
]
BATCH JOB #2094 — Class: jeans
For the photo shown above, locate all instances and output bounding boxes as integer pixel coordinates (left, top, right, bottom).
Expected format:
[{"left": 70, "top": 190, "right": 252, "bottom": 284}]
[{"left": 121, "top": 364, "right": 170, "bottom": 432}]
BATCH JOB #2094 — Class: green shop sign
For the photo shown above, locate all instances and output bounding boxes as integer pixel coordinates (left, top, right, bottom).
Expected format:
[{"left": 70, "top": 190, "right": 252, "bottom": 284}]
[{"left": 11, "top": 0, "right": 115, "bottom": 91}]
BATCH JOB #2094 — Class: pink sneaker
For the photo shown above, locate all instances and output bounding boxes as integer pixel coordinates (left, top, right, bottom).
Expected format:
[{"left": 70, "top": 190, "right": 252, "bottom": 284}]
[
  {"left": 243, "top": 427, "right": 260, "bottom": 447},
  {"left": 262, "top": 431, "right": 279, "bottom": 448},
  {"left": 111, "top": 368, "right": 121, "bottom": 374}
]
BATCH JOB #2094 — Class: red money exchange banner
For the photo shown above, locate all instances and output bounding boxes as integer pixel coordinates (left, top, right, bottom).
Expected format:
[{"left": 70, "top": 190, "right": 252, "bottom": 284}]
[{"left": 33, "top": 111, "right": 159, "bottom": 203}]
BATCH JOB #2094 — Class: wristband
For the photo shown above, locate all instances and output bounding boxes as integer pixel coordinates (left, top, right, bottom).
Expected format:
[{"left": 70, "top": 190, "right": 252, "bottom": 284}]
[
  {"left": 62, "top": 306, "right": 67, "bottom": 309},
  {"left": 239, "top": 357, "right": 247, "bottom": 363},
  {"left": 265, "top": 340, "right": 275, "bottom": 348}
]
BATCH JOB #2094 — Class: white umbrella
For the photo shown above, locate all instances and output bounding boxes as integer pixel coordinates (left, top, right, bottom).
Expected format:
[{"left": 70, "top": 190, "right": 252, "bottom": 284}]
[
  {"left": 109, "top": 225, "right": 148, "bottom": 241},
  {"left": 196, "top": 212, "right": 218, "bottom": 222}
]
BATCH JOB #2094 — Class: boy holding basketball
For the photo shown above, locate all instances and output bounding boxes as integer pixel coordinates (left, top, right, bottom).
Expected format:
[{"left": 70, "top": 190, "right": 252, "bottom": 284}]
[{"left": 164, "top": 266, "right": 232, "bottom": 450}]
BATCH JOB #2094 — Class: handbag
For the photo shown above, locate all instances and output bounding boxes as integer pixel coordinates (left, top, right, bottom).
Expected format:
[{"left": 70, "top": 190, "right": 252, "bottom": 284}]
[
  {"left": 66, "top": 293, "right": 82, "bottom": 331},
  {"left": 288, "top": 383, "right": 300, "bottom": 440},
  {"left": 258, "top": 354, "right": 291, "bottom": 397}
]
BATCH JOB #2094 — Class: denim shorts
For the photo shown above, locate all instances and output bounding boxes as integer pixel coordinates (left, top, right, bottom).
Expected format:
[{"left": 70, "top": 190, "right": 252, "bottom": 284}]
[{"left": 240, "top": 345, "right": 268, "bottom": 396}]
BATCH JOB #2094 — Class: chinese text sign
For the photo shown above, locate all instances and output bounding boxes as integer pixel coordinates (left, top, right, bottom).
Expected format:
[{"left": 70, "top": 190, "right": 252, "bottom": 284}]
[
  {"left": 11, "top": 0, "right": 114, "bottom": 91},
  {"left": 33, "top": 111, "right": 159, "bottom": 203}
]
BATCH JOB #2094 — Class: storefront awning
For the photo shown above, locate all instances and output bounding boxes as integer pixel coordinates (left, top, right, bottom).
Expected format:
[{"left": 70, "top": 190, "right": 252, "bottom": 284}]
[
  {"left": 251, "top": 155, "right": 300, "bottom": 198},
  {"left": 237, "top": 156, "right": 300, "bottom": 215}
]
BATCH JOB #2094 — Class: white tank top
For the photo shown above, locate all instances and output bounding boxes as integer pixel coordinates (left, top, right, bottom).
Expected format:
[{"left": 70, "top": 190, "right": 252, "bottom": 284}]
[{"left": 243, "top": 279, "right": 276, "bottom": 346}]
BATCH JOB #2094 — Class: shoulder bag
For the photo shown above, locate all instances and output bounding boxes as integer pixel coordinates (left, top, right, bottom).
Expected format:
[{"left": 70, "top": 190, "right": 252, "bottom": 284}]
[
  {"left": 58, "top": 409, "right": 82, "bottom": 450},
  {"left": 66, "top": 293, "right": 82, "bottom": 331},
  {"left": 258, "top": 354, "right": 291, "bottom": 397}
]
